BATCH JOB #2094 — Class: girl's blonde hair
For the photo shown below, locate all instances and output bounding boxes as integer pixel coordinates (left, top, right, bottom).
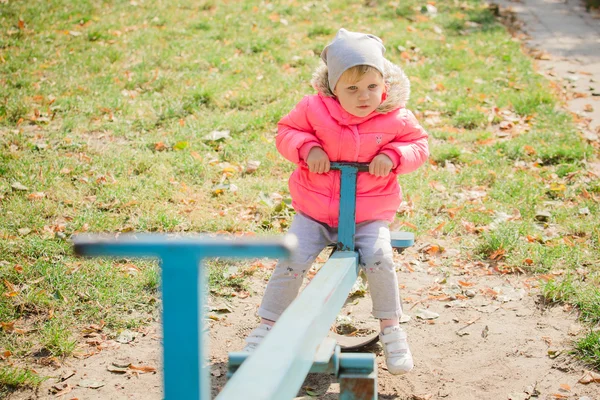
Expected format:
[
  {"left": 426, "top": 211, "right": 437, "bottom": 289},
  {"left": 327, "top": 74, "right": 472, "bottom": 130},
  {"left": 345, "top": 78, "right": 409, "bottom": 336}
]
[{"left": 338, "top": 65, "right": 383, "bottom": 85}]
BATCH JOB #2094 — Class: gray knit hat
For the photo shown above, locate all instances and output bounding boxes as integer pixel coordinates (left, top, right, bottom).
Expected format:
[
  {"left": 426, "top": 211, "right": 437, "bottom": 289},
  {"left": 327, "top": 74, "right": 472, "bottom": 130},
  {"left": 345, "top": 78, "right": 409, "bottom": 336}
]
[{"left": 320, "top": 28, "right": 386, "bottom": 92}]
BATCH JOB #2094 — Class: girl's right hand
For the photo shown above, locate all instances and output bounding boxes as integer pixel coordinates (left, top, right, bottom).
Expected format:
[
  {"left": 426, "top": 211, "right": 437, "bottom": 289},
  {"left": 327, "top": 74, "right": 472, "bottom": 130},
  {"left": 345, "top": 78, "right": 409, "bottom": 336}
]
[{"left": 306, "top": 147, "right": 330, "bottom": 174}]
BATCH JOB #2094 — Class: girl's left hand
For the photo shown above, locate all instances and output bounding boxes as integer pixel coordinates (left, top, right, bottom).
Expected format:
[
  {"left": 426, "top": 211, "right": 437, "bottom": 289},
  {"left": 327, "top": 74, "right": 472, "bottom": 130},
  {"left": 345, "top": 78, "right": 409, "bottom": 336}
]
[{"left": 369, "top": 154, "right": 393, "bottom": 177}]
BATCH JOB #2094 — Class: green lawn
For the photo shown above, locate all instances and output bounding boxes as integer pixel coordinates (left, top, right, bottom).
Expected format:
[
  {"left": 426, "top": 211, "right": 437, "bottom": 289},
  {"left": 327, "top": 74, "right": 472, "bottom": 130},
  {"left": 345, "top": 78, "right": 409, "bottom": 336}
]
[{"left": 1, "top": 0, "right": 599, "bottom": 392}]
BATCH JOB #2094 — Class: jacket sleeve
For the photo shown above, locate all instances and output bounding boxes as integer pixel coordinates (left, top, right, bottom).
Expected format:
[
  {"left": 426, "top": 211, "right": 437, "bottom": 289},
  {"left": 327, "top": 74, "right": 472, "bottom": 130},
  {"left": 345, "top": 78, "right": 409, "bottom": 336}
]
[
  {"left": 380, "top": 109, "right": 429, "bottom": 175},
  {"left": 276, "top": 96, "right": 322, "bottom": 164}
]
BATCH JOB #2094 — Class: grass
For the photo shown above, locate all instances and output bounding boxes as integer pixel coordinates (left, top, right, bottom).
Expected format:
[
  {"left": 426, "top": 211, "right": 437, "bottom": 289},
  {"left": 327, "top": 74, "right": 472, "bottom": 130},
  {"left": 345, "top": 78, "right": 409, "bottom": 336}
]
[
  {"left": 544, "top": 274, "right": 600, "bottom": 368},
  {"left": 576, "top": 330, "right": 600, "bottom": 370},
  {"left": 0, "top": 0, "right": 599, "bottom": 389},
  {"left": 0, "top": 366, "right": 46, "bottom": 397}
]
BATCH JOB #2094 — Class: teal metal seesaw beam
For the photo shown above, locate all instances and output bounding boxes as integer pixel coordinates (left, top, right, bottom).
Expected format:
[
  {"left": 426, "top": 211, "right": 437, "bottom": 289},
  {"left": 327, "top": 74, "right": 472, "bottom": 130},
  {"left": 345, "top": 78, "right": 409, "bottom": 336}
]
[{"left": 217, "top": 251, "right": 361, "bottom": 400}]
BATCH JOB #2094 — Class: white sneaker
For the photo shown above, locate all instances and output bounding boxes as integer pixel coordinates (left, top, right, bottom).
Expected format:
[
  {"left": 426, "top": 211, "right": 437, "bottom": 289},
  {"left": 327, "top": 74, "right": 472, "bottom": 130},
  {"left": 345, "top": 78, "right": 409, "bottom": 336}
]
[
  {"left": 242, "top": 323, "right": 272, "bottom": 352},
  {"left": 379, "top": 325, "right": 413, "bottom": 375}
]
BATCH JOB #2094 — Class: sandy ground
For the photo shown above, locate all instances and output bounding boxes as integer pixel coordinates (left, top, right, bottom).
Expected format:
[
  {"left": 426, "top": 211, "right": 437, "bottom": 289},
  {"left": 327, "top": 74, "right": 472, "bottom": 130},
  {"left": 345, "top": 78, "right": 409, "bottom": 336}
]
[{"left": 7, "top": 239, "right": 600, "bottom": 400}]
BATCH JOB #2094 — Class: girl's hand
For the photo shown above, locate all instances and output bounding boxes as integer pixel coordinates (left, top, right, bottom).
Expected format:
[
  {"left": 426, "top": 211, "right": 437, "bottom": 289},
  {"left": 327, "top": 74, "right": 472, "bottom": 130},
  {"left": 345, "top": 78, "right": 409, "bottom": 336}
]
[
  {"left": 306, "top": 147, "right": 330, "bottom": 174},
  {"left": 369, "top": 154, "right": 393, "bottom": 177}
]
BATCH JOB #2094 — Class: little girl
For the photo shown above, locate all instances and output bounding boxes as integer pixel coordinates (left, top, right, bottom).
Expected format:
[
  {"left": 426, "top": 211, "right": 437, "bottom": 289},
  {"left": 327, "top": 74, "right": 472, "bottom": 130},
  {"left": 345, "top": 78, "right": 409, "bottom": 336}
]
[{"left": 244, "top": 28, "right": 429, "bottom": 375}]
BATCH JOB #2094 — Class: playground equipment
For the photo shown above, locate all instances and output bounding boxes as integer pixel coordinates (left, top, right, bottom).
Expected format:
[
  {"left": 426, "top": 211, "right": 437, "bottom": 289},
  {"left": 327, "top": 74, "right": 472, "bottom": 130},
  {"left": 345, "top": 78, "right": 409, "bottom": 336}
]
[{"left": 73, "top": 162, "right": 414, "bottom": 400}]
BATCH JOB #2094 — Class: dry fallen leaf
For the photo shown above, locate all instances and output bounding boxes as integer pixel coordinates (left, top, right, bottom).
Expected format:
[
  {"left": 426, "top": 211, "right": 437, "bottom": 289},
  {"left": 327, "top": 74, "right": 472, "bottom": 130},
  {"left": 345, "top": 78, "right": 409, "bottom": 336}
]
[
  {"left": 461, "top": 220, "right": 477, "bottom": 233},
  {"left": 107, "top": 364, "right": 129, "bottom": 374},
  {"left": 430, "top": 222, "right": 446, "bottom": 234},
  {"left": 78, "top": 379, "right": 104, "bottom": 389},
  {"left": 82, "top": 321, "right": 105, "bottom": 334},
  {"left": 398, "top": 221, "right": 417, "bottom": 230},
  {"left": 129, "top": 364, "right": 156, "bottom": 374},
  {"left": 415, "top": 309, "right": 439, "bottom": 320},
  {"left": 245, "top": 160, "right": 261, "bottom": 174},
  {"left": 480, "top": 287, "right": 499, "bottom": 297},
  {"left": 425, "top": 244, "right": 442, "bottom": 255},
  {"left": 17, "top": 228, "right": 31, "bottom": 236},
  {"left": 412, "top": 394, "right": 433, "bottom": 400},
  {"left": 559, "top": 383, "right": 570, "bottom": 391},
  {"left": 220, "top": 163, "right": 238, "bottom": 175},
  {"left": 28, "top": 192, "right": 46, "bottom": 200},
  {"left": 489, "top": 248, "right": 506, "bottom": 261},
  {"left": 532, "top": 50, "right": 551, "bottom": 60},
  {"left": 429, "top": 181, "right": 447, "bottom": 192},
  {"left": 523, "top": 145, "right": 536, "bottom": 155},
  {"left": 578, "top": 370, "right": 600, "bottom": 384},
  {"left": 203, "top": 130, "right": 230, "bottom": 141},
  {"left": 154, "top": 141, "right": 167, "bottom": 151},
  {"left": 0, "top": 321, "right": 15, "bottom": 332},
  {"left": 234, "top": 291, "right": 249, "bottom": 299},
  {"left": 11, "top": 182, "right": 29, "bottom": 191}
]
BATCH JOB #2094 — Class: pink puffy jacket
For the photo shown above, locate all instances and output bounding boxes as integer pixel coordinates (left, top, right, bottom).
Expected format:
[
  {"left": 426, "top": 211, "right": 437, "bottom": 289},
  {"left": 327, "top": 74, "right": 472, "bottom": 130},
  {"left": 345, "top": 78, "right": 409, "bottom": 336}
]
[{"left": 276, "top": 60, "right": 429, "bottom": 227}]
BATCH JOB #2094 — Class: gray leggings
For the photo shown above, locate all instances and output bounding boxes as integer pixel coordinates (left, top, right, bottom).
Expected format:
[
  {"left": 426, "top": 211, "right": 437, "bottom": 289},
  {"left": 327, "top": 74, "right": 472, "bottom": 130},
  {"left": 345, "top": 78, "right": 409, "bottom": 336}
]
[{"left": 258, "top": 213, "right": 403, "bottom": 321}]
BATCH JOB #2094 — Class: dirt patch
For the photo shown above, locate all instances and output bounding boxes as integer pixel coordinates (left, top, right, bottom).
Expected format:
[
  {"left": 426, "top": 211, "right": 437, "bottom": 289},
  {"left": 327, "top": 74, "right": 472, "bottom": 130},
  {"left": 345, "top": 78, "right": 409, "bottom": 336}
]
[{"left": 8, "top": 243, "right": 600, "bottom": 399}]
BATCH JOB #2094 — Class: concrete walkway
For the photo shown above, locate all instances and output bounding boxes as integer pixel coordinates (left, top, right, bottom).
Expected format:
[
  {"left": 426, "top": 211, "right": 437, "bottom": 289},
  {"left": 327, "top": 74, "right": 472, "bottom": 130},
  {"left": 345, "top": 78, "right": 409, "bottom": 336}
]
[{"left": 495, "top": 0, "right": 600, "bottom": 140}]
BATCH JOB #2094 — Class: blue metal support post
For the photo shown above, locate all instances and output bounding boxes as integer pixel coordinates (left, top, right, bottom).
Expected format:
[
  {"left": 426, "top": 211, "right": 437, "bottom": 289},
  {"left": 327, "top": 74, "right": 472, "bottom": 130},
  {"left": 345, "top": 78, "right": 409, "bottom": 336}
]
[
  {"left": 73, "top": 234, "right": 296, "bottom": 400},
  {"left": 333, "top": 162, "right": 369, "bottom": 251}
]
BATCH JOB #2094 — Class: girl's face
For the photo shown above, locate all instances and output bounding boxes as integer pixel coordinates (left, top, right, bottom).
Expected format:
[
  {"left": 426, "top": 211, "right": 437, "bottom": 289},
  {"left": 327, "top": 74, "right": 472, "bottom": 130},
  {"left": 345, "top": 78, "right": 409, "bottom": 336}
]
[{"left": 333, "top": 69, "right": 385, "bottom": 117}]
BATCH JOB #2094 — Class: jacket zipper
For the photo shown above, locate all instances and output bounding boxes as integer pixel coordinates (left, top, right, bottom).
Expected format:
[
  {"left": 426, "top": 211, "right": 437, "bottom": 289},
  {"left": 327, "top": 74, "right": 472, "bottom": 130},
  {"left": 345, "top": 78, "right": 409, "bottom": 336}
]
[{"left": 331, "top": 127, "right": 346, "bottom": 226}]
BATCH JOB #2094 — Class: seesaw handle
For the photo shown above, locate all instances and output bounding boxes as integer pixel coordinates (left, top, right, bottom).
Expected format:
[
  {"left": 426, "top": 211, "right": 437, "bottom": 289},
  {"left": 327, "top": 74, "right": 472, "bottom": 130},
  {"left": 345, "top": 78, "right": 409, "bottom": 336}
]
[{"left": 330, "top": 162, "right": 370, "bottom": 172}]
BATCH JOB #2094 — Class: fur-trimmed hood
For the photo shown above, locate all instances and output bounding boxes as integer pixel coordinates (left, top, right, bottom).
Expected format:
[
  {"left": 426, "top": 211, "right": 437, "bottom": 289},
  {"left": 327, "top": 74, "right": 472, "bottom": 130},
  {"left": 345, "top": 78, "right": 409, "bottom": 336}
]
[{"left": 310, "top": 58, "right": 411, "bottom": 114}]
